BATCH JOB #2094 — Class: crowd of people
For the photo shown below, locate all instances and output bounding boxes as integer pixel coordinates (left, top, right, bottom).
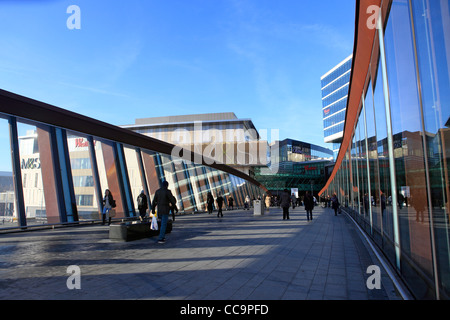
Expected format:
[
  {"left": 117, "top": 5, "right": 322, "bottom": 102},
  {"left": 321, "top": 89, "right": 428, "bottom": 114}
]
[{"left": 101, "top": 184, "right": 343, "bottom": 244}]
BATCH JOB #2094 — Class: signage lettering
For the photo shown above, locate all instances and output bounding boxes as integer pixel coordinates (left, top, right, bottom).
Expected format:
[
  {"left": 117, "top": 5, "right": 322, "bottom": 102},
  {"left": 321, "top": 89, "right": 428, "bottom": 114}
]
[{"left": 21, "top": 158, "right": 41, "bottom": 170}]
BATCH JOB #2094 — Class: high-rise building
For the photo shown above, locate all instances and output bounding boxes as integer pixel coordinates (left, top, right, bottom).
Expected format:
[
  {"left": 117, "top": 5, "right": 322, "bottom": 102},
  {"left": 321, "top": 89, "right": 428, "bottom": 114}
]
[{"left": 321, "top": 54, "right": 352, "bottom": 159}]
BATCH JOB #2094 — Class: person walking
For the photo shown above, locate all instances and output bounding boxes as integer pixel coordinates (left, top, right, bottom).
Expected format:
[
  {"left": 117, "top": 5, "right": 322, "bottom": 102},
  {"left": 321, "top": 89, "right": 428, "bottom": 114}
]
[
  {"left": 151, "top": 181, "right": 177, "bottom": 244},
  {"left": 102, "top": 189, "right": 116, "bottom": 225},
  {"left": 304, "top": 191, "right": 314, "bottom": 221},
  {"left": 169, "top": 201, "right": 178, "bottom": 222},
  {"left": 265, "top": 193, "right": 271, "bottom": 213},
  {"left": 291, "top": 193, "right": 297, "bottom": 210},
  {"left": 207, "top": 192, "right": 214, "bottom": 214},
  {"left": 216, "top": 193, "right": 224, "bottom": 217},
  {"left": 280, "top": 189, "right": 290, "bottom": 220},
  {"left": 244, "top": 195, "right": 250, "bottom": 210},
  {"left": 137, "top": 190, "right": 148, "bottom": 222},
  {"left": 331, "top": 193, "right": 340, "bottom": 216},
  {"left": 228, "top": 196, "right": 234, "bottom": 210}
]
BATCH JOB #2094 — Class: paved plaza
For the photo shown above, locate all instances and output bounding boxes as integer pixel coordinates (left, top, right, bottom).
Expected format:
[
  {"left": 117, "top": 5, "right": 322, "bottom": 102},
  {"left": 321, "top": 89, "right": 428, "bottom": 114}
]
[{"left": 0, "top": 206, "right": 402, "bottom": 300}]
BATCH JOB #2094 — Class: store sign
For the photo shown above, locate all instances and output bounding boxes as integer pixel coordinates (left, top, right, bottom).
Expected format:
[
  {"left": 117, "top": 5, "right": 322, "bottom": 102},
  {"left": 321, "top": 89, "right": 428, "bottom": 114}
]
[
  {"left": 292, "top": 145, "right": 310, "bottom": 155},
  {"left": 21, "top": 158, "right": 41, "bottom": 170},
  {"left": 75, "top": 138, "right": 89, "bottom": 148},
  {"left": 69, "top": 138, "right": 96, "bottom": 151}
]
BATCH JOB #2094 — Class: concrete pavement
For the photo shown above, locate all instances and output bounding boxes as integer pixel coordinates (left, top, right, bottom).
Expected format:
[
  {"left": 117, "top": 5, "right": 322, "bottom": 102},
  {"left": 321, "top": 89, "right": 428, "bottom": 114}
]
[{"left": 0, "top": 206, "right": 402, "bottom": 300}]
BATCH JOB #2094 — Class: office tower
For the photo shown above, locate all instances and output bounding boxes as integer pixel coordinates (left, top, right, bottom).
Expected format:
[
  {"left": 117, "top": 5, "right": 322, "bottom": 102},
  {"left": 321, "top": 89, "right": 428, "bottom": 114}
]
[{"left": 321, "top": 54, "right": 352, "bottom": 159}]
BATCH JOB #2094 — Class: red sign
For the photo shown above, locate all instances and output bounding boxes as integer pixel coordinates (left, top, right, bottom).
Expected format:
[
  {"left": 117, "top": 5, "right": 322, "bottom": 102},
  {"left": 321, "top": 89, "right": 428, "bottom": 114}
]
[{"left": 75, "top": 138, "right": 89, "bottom": 148}]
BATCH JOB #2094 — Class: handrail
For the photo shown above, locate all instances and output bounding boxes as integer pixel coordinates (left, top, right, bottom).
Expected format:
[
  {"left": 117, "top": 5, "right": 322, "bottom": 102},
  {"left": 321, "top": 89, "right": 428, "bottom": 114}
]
[{"left": 0, "top": 88, "right": 269, "bottom": 193}]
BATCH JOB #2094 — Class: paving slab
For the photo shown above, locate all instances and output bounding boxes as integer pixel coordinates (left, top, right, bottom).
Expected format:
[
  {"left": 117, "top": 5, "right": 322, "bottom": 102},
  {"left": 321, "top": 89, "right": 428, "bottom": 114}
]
[{"left": 0, "top": 206, "right": 403, "bottom": 300}]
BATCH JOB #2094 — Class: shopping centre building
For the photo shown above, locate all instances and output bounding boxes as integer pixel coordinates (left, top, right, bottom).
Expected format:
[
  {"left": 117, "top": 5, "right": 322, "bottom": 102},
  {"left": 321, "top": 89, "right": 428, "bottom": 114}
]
[
  {"left": 121, "top": 113, "right": 270, "bottom": 177},
  {"left": 320, "top": 0, "right": 450, "bottom": 299},
  {"left": 0, "top": 90, "right": 269, "bottom": 228},
  {"left": 255, "top": 138, "right": 333, "bottom": 196}
]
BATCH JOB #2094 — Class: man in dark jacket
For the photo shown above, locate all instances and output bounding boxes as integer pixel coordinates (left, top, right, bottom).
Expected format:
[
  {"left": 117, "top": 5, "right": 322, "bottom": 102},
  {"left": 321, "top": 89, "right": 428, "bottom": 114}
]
[
  {"left": 216, "top": 194, "right": 224, "bottom": 218},
  {"left": 304, "top": 191, "right": 314, "bottom": 221},
  {"left": 152, "top": 181, "right": 178, "bottom": 243},
  {"left": 280, "top": 189, "right": 291, "bottom": 220},
  {"left": 137, "top": 190, "right": 148, "bottom": 222}
]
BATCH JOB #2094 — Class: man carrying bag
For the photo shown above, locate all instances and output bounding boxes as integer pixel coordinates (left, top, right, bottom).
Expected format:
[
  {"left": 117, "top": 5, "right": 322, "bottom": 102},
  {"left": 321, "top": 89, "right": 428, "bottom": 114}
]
[{"left": 151, "top": 181, "right": 178, "bottom": 244}]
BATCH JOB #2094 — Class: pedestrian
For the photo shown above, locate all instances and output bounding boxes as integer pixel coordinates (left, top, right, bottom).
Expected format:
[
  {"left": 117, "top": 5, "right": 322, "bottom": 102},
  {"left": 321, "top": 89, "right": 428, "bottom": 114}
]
[
  {"left": 398, "top": 192, "right": 405, "bottom": 209},
  {"left": 169, "top": 201, "right": 178, "bottom": 221},
  {"left": 207, "top": 192, "right": 214, "bottom": 214},
  {"left": 280, "top": 189, "right": 290, "bottom": 220},
  {"left": 331, "top": 193, "right": 340, "bottom": 216},
  {"left": 102, "top": 189, "right": 116, "bottom": 225},
  {"left": 304, "top": 191, "right": 314, "bottom": 221},
  {"left": 151, "top": 181, "right": 178, "bottom": 244},
  {"left": 291, "top": 193, "right": 297, "bottom": 209},
  {"left": 228, "top": 196, "right": 234, "bottom": 210},
  {"left": 245, "top": 195, "right": 250, "bottom": 210},
  {"left": 265, "top": 193, "right": 271, "bottom": 212},
  {"left": 137, "top": 190, "right": 148, "bottom": 222},
  {"left": 364, "top": 193, "right": 370, "bottom": 215},
  {"left": 216, "top": 193, "right": 224, "bottom": 217}
]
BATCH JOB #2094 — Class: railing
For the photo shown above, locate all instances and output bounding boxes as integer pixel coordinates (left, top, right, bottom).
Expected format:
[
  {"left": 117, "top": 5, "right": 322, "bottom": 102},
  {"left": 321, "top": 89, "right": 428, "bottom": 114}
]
[{"left": 0, "top": 89, "right": 269, "bottom": 230}]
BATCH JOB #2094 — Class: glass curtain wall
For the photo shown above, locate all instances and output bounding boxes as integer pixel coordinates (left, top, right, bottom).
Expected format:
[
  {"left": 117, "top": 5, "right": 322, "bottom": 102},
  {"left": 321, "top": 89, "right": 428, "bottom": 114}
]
[
  {"left": 0, "top": 112, "right": 266, "bottom": 230},
  {"left": 410, "top": 0, "right": 450, "bottom": 298},
  {"left": 0, "top": 117, "right": 16, "bottom": 228},
  {"left": 323, "top": 0, "right": 450, "bottom": 299},
  {"left": 17, "top": 121, "right": 47, "bottom": 225},
  {"left": 66, "top": 131, "right": 99, "bottom": 221}
]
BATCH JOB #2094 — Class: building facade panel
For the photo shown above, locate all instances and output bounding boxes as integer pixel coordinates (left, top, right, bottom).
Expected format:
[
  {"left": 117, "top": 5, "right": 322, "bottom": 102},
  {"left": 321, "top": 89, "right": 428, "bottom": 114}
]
[{"left": 321, "top": 0, "right": 450, "bottom": 300}]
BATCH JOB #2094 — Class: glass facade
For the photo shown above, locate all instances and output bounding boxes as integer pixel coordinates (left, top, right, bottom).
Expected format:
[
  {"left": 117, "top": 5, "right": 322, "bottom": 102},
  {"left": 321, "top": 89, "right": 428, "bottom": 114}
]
[
  {"left": 255, "top": 139, "right": 333, "bottom": 196},
  {"left": 321, "top": 0, "right": 450, "bottom": 300},
  {"left": 0, "top": 110, "right": 266, "bottom": 230},
  {"left": 276, "top": 139, "right": 333, "bottom": 166}
]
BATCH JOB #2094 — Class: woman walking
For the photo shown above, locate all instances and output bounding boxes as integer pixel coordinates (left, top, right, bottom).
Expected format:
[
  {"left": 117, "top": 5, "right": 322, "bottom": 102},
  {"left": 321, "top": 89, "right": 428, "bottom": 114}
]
[
  {"left": 265, "top": 194, "right": 271, "bottom": 213},
  {"left": 102, "top": 189, "right": 116, "bottom": 225},
  {"left": 331, "top": 193, "right": 340, "bottom": 216}
]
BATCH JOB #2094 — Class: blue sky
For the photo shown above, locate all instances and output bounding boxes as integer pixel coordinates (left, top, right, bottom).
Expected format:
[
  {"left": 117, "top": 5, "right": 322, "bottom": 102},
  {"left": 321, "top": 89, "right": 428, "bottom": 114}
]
[{"left": 0, "top": 0, "right": 355, "bottom": 169}]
